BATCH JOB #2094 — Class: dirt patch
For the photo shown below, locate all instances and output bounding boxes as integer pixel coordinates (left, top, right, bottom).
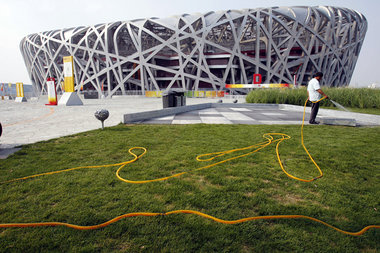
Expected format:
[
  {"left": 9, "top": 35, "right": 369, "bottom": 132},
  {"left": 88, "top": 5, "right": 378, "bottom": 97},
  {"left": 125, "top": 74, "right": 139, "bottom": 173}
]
[
  {"left": 273, "top": 193, "right": 304, "bottom": 205},
  {"left": 183, "top": 175, "right": 222, "bottom": 190},
  {"left": 153, "top": 194, "right": 164, "bottom": 202},
  {"left": 244, "top": 192, "right": 256, "bottom": 197}
]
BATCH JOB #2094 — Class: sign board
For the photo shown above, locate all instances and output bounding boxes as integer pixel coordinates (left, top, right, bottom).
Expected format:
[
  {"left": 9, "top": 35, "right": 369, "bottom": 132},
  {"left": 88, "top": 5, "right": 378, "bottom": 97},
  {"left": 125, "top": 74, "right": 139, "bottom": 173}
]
[
  {"left": 15, "top": 82, "right": 27, "bottom": 102},
  {"left": 63, "top": 56, "right": 74, "bottom": 92},
  {"left": 46, "top": 77, "right": 57, "bottom": 105}
]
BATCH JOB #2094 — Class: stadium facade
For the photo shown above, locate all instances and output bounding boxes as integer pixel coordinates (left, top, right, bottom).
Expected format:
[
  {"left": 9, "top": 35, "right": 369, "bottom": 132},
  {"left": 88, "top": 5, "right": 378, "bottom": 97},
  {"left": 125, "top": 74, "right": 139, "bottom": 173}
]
[{"left": 20, "top": 6, "right": 367, "bottom": 98}]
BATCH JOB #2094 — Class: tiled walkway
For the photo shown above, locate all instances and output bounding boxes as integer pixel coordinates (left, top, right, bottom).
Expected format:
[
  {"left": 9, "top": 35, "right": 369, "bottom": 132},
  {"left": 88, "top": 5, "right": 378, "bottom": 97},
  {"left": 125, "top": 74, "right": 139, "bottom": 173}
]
[{"left": 140, "top": 107, "right": 308, "bottom": 125}]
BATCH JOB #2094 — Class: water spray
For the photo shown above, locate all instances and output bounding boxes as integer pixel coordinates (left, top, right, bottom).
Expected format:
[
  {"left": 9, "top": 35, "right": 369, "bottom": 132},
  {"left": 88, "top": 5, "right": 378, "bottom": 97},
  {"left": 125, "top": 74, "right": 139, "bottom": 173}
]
[{"left": 329, "top": 99, "right": 350, "bottom": 112}]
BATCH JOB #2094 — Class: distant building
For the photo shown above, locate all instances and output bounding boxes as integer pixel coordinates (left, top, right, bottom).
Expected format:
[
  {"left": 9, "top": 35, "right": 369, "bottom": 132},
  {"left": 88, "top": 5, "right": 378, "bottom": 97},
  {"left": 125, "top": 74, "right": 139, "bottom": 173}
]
[
  {"left": 20, "top": 6, "right": 367, "bottom": 98},
  {"left": 0, "top": 83, "right": 35, "bottom": 98},
  {"left": 369, "top": 83, "right": 380, "bottom": 89}
]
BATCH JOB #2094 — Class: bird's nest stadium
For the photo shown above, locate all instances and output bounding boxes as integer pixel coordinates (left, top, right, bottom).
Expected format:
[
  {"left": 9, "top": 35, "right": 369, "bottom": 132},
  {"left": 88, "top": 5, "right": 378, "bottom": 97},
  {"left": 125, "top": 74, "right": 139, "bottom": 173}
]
[{"left": 20, "top": 6, "right": 367, "bottom": 98}]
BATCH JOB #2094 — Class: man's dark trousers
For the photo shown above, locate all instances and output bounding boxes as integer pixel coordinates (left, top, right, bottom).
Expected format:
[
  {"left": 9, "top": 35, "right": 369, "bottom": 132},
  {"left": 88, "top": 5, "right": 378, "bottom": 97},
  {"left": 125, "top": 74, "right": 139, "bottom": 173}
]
[{"left": 309, "top": 101, "right": 320, "bottom": 123}]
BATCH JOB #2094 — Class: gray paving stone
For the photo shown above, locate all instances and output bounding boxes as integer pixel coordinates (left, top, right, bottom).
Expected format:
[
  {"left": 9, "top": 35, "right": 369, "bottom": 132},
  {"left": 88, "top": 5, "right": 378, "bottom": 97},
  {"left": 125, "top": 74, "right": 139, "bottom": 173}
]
[
  {"left": 200, "top": 116, "right": 232, "bottom": 124},
  {"left": 174, "top": 114, "right": 201, "bottom": 120},
  {"left": 259, "top": 120, "right": 302, "bottom": 125},
  {"left": 203, "top": 114, "right": 226, "bottom": 117},
  {"left": 141, "top": 120, "right": 174, "bottom": 124},
  {"left": 230, "top": 108, "right": 252, "bottom": 112},
  {"left": 230, "top": 120, "right": 259, "bottom": 124},
  {"left": 172, "top": 119, "right": 202, "bottom": 124},
  {"left": 214, "top": 108, "right": 234, "bottom": 112},
  {"left": 219, "top": 112, "right": 253, "bottom": 121}
]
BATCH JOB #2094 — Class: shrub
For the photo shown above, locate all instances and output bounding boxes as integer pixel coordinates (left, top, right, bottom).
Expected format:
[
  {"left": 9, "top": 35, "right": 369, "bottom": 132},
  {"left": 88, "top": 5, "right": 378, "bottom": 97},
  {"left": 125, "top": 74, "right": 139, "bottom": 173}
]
[{"left": 246, "top": 88, "right": 380, "bottom": 109}]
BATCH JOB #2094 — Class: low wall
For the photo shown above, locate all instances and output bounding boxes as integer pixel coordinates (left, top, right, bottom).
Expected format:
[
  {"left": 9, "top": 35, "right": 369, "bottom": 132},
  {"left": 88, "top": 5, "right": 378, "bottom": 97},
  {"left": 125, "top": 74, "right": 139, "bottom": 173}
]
[
  {"left": 123, "top": 103, "right": 280, "bottom": 123},
  {"left": 123, "top": 103, "right": 211, "bottom": 123}
]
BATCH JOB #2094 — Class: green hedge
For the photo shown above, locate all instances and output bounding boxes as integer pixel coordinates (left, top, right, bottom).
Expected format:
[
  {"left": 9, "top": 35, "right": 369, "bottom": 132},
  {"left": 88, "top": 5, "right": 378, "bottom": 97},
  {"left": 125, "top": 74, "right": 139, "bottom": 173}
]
[{"left": 245, "top": 88, "right": 380, "bottom": 109}]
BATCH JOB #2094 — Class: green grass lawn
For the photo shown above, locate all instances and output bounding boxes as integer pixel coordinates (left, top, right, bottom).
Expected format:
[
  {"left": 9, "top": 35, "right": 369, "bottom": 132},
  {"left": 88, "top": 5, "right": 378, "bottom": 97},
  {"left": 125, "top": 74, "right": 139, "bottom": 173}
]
[{"left": 0, "top": 124, "right": 379, "bottom": 252}]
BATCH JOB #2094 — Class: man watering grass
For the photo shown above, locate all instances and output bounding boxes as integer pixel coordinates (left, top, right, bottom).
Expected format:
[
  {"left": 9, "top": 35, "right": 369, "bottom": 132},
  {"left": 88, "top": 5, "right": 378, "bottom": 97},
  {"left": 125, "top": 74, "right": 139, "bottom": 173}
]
[{"left": 307, "top": 72, "right": 329, "bottom": 124}]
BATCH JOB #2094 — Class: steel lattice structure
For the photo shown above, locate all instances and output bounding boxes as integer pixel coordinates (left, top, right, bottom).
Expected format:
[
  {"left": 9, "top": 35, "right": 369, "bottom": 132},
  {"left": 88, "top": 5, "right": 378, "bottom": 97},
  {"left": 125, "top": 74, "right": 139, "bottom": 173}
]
[{"left": 20, "top": 6, "right": 367, "bottom": 97}]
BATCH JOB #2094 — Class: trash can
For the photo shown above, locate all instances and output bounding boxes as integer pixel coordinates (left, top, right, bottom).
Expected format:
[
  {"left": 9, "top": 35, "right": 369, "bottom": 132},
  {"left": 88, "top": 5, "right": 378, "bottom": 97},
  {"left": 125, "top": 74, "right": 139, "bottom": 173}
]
[
  {"left": 84, "top": 90, "right": 99, "bottom": 99},
  {"left": 174, "top": 91, "right": 186, "bottom": 107},
  {"left": 162, "top": 91, "right": 186, "bottom": 108},
  {"left": 162, "top": 91, "right": 176, "bottom": 108}
]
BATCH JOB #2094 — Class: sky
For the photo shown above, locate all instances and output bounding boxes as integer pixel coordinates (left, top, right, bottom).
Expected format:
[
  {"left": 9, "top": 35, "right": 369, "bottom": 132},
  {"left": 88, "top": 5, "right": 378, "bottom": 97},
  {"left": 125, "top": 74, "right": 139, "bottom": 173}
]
[{"left": 0, "top": 0, "right": 379, "bottom": 87}]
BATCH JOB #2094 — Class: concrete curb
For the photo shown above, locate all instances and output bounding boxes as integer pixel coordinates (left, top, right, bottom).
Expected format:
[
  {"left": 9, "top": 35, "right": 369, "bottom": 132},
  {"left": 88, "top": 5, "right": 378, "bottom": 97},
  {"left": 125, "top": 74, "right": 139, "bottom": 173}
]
[
  {"left": 0, "top": 147, "right": 22, "bottom": 159},
  {"left": 319, "top": 118, "right": 357, "bottom": 127},
  {"left": 123, "top": 103, "right": 211, "bottom": 123}
]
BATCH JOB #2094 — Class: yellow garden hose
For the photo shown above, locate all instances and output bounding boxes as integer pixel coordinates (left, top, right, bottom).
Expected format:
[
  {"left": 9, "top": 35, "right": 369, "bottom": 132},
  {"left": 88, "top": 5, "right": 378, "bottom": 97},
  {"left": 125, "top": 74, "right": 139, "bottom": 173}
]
[
  {"left": 0, "top": 98, "right": 378, "bottom": 236},
  {"left": 1, "top": 210, "right": 378, "bottom": 236}
]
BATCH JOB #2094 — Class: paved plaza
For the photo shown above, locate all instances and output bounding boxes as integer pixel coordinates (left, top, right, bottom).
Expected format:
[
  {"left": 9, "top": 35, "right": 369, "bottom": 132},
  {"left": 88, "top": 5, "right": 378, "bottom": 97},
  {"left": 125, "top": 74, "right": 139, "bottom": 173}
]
[
  {"left": 0, "top": 96, "right": 242, "bottom": 150},
  {"left": 1, "top": 96, "right": 380, "bottom": 158}
]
